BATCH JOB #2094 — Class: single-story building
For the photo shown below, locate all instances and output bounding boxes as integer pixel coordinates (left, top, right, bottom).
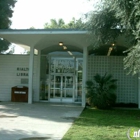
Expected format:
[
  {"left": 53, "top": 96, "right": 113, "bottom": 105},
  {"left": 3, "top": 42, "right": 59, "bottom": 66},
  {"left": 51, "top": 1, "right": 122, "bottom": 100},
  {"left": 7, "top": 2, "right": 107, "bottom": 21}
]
[{"left": 0, "top": 29, "right": 139, "bottom": 108}]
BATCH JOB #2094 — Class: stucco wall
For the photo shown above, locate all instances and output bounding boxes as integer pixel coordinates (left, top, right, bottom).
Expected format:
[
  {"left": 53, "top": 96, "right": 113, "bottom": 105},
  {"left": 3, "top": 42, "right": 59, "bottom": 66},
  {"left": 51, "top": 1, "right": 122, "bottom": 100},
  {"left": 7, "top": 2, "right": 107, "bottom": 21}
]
[
  {"left": 0, "top": 55, "right": 39, "bottom": 102},
  {"left": 88, "top": 56, "right": 138, "bottom": 104}
]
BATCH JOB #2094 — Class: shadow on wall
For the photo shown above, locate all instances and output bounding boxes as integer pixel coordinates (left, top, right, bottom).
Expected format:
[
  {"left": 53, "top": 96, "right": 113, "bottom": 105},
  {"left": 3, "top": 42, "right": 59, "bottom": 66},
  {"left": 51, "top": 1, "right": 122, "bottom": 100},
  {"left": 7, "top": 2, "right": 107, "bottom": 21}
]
[{"left": 89, "top": 45, "right": 128, "bottom": 56}]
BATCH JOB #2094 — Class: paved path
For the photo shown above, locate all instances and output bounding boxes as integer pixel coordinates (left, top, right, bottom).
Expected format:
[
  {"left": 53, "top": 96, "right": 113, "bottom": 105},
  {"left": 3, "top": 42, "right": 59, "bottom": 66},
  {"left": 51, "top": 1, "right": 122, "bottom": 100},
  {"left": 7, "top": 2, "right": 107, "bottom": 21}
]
[{"left": 0, "top": 102, "right": 83, "bottom": 140}]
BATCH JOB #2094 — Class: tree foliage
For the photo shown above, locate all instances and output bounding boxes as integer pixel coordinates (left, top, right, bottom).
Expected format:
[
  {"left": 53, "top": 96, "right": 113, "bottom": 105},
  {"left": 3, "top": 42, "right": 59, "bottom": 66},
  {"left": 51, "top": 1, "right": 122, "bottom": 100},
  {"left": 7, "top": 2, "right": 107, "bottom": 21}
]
[
  {"left": 0, "top": 38, "right": 10, "bottom": 53},
  {"left": 87, "top": 8, "right": 121, "bottom": 48},
  {"left": 0, "top": 0, "right": 17, "bottom": 53},
  {"left": 88, "top": 0, "right": 140, "bottom": 75},
  {"left": 44, "top": 18, "right": 86, "bottom": 29}
]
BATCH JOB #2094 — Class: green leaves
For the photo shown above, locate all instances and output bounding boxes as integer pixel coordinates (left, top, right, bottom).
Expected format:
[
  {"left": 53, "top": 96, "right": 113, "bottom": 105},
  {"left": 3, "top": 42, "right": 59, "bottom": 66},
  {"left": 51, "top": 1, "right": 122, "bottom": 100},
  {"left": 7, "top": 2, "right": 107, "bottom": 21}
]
[
  {"left": 124, "top": 42, "right": 140, "bottom": 75},
  {"left": 0, "top": 38, "right": 10, "bottom": 53},
  {"left": 88, "top": 0, "right": 140, "bottom": 74},
  {"left": 87, "top": 7, "right": 121, "bottom": 48},
  {"left": 0, "top": 0, "right": 17, "bottom": 53},
  {"left": 44, "top": 18, "right": 86, "bottom": 29},
  {"left": 86, "top": 73, "right": 117, "bottom": 109},
  {"left": 0, "top": 0, "right": 16, "bottom": 29}
]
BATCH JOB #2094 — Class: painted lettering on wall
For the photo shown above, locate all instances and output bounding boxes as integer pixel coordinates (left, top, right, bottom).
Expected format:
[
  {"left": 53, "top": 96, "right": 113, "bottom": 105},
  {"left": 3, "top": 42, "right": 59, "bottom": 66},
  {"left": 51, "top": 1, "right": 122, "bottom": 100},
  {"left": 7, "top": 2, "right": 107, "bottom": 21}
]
[{"left": 17, "top": 67, "right": 29, "bottom": 76}]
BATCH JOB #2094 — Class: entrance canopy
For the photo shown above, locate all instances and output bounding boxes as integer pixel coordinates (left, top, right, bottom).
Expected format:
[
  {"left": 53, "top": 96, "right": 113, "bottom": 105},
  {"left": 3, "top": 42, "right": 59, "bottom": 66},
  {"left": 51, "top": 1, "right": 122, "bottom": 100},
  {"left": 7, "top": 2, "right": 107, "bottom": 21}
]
[
  {"left": 0, "top": 29, "right": 92, "bottom": 53},
  {"left": 0, "top": 29, "right": 90, "bottom": 106}
]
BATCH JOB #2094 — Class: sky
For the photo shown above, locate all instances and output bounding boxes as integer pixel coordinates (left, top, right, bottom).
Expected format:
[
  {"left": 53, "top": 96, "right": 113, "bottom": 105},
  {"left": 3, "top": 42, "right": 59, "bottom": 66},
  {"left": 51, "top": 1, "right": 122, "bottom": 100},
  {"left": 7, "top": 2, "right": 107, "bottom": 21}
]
[
  {"left": 10, "top": 0, "right": 96, "bottom": 29},
  {"left": 9, "top": 0, "right": 98, "bottom": 53}
]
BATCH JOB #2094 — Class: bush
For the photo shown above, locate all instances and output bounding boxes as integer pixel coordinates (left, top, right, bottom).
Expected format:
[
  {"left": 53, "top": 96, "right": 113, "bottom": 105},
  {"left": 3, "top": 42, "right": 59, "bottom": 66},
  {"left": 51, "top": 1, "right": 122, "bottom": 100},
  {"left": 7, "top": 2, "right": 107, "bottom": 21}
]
[{"left": 86, "top": 73, "right": 117, "bottom": 109}]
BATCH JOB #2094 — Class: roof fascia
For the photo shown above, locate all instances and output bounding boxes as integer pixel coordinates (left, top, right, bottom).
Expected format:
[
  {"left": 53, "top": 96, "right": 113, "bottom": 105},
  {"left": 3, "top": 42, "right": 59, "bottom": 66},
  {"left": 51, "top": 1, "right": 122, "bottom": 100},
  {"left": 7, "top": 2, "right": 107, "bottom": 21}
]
[{"left": 0, "top": 29, "right": 88, "bottom": 35}]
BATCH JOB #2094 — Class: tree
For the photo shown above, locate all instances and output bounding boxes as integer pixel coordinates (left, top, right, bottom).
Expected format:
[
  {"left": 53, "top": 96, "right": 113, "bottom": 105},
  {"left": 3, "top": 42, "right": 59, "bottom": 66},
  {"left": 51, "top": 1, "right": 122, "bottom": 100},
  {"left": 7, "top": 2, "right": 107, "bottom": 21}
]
[
  {"left": 29, "top": 26, "right": 35, "bottom": 29},
  {"left": 44, "top": 18, "right": 65, "bottom": 29},
  {"left": 111, "top": 0, "right": 140, "bottom": 75},
  {"left": 87, "top": 8, "right": 121, "bottom": 48},
  {"left": 0, "top": 38, "right": 10, "bottom": 53},
  {"left": 44, "top": 18, "right": 86, "bottom": 29},
  {"left": 87, "top": 0, "right": 140, "bottom": 75},
  {"left": 67, "top": 18, "right": 86, "bottom": 29},
  {"left": 0, "top": 0, "right": 17, "bottom": 53}
]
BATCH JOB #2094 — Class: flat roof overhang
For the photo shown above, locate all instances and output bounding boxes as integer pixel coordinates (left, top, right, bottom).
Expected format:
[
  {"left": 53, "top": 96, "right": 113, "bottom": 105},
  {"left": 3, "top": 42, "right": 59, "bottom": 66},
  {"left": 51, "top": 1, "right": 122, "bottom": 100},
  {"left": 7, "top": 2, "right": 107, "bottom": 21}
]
[{"left": 0, "top": 29, "right": 92, "bottom": 53}]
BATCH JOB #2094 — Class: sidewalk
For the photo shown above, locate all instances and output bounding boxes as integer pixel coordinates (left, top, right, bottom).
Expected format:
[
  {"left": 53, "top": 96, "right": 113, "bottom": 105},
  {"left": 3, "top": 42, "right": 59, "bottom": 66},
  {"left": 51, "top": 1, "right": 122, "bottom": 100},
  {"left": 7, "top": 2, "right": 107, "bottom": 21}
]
[{"left": 0, "top": 102, "right": 83, "bottom": 140}]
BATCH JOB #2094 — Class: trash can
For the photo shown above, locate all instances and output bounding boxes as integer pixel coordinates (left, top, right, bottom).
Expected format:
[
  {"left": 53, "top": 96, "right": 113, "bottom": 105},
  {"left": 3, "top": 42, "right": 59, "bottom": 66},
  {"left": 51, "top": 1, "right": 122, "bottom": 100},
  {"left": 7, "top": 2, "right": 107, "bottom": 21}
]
[{"left": 11, "top": 86, "right": 28, "bottom": 102}]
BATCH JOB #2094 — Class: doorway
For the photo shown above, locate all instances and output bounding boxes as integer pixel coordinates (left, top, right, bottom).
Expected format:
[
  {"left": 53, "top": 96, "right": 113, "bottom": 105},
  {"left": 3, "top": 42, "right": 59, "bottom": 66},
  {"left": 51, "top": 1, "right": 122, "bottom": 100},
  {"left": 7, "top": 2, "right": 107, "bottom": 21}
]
[
  {"left": 50, "top": 74, "right": 74, "bottom": 102},
  {"left": 40, "top": 56, "right": 83, "bottom": 103}
]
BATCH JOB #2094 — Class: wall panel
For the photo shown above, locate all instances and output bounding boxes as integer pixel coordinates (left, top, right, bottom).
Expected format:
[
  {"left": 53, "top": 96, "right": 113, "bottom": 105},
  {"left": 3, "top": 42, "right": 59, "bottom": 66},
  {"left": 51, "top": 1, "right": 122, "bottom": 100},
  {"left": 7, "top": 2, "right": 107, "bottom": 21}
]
[
  {"left": 0, "top": 55, "right": 39, "bottom": 101},
  {"left": 88, "top": 56, "right": 138, "bottom": 103}
]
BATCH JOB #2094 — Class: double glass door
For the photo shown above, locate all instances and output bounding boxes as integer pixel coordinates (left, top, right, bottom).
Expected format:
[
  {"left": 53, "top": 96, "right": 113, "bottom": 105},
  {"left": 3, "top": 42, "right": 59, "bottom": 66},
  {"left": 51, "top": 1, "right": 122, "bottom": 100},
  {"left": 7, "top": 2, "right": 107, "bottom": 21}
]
[
  {"left": 50, "top": 74, "right": 74, "bottom": 102},
  {"left": 40, "top": 56, "right": 83, "bottom": 103}
]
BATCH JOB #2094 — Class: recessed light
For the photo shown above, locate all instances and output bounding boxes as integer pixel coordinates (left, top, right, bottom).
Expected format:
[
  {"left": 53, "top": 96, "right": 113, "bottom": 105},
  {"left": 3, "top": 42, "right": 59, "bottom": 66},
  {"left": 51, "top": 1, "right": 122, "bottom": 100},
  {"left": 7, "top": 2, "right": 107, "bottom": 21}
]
[
  {"left": 59, "top": 42, "right": 63, "bottom": 46},
  {"left": 63, "top": 46, "right": 67, "bottom": 50}
]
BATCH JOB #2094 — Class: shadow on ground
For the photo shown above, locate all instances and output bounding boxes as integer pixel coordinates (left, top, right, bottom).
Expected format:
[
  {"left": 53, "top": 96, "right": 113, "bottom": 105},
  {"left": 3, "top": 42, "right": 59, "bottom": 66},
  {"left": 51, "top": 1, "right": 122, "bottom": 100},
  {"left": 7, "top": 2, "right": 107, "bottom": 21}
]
[
  {"left": 0, "top": 102, "right": 83, "bottom": 122},
  {"left": 0, "top": 129, "right": 57, "bottom": 140},
  {"left": 0, "top": 102, "right": 83, "bottom": 140}
]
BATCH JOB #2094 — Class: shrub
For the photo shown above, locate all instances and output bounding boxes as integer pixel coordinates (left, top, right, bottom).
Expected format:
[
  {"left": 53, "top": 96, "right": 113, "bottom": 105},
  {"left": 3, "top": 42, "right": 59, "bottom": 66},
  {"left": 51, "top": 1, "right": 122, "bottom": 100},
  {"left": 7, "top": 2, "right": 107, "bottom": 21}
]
[{"left": 86, "top": 73, "right": 117, "bottom": 109}]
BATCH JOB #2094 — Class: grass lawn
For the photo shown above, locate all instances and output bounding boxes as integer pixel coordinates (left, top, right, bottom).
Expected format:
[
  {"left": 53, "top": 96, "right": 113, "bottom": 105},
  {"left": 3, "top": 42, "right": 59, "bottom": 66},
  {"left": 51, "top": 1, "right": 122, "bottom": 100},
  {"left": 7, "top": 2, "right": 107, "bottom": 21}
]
[{"left": 62, "top": 108, "right": 140, "bottom": 140}]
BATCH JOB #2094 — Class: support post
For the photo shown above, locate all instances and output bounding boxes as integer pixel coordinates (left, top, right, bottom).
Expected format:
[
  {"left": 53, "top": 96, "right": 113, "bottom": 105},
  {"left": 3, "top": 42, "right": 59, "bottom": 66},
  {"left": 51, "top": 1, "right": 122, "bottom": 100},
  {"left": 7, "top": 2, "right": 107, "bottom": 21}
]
[
  {"left": 37, "top": 50, "right": 41, "bottom": 101},
  {"left": 28, "top": 46, "right": 34, "bottom": 104},
  {"left": 82, "top": 47, "right": 88, "bottom": 107}
]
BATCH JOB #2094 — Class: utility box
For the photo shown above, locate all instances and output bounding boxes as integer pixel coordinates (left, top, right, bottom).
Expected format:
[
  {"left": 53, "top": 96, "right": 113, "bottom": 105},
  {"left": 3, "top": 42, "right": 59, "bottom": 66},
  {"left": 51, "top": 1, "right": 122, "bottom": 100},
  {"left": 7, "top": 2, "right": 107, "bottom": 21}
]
[{"left": 11, "top": 86, "right": 28, "bottom": 102}]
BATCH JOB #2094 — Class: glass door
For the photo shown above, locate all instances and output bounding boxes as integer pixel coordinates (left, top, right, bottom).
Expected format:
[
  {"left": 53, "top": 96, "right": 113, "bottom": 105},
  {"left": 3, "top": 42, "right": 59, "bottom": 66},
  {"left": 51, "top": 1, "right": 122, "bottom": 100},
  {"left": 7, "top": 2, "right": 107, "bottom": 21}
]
[
  {"left": 50, "top": 75, "right": 62, "bottom": 102},
  {"left": 50, "top": 74, "right": 74, "bottom": 102},
  {"left": 62, "top": 75, "right": 74, "bottom": 102},
  {"left": 40, "top": 56, "right": 83, "bottom": 103}
]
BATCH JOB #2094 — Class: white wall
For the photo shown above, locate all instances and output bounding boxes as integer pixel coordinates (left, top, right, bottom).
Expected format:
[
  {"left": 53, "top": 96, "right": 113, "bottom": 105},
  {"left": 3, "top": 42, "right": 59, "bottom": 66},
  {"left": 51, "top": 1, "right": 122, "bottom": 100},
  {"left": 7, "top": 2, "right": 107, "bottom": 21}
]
[
  {"left": 0, "top": 55, "right": 39, "bottom": 102},
  {"left": 88, "top": 56, "right": 138, "bottom": 104},
  {"left": 0, "top": 55, "right": 138, "bottom": 104}
]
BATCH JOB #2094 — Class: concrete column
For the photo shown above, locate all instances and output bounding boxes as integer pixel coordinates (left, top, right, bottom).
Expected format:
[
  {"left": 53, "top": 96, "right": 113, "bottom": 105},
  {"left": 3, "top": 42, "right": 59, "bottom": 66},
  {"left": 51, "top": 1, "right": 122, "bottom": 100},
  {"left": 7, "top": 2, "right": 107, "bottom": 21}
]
[
  {"left": 138, "top": 74, "right": 140, "bottom": 109},
  {"left": 73, "top": 57, "right": 76, "bottom": 102},
  {"left": 37, "top": 50, "right": 41, "bottom": 101},
  {"left": 82, "top": 46, "right": 88, "bottom": 107},
  {"left": 28, "top": 46, "right": 34, "bottom": 104}
]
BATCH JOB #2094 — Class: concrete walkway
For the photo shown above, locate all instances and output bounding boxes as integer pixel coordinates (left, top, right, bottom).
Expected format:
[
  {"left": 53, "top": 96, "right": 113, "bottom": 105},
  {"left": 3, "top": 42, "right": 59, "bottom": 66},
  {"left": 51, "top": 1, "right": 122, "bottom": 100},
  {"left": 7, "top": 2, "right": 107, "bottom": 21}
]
[{"left": 0, "top": 102, "right": 83, "bottom": 140}]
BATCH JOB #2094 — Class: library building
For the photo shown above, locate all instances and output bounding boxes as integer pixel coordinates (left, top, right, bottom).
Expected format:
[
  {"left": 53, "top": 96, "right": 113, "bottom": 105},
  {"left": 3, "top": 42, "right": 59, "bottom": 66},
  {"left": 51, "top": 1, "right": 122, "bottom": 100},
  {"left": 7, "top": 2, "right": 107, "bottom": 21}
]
[{"left": 0, "top": 29, "right": 139, "bottom": 108}]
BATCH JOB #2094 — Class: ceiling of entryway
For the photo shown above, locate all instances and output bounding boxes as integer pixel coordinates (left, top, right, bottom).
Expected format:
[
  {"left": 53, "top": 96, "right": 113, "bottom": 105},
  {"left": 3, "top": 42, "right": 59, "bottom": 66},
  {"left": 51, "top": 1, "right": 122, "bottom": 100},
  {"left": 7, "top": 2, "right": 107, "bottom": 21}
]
[
  {"left": 0, "top": 29, "right": 130, "bottom": 55},
  {"left": 0, "top": 29, "right": 92, "bottom": 54}
]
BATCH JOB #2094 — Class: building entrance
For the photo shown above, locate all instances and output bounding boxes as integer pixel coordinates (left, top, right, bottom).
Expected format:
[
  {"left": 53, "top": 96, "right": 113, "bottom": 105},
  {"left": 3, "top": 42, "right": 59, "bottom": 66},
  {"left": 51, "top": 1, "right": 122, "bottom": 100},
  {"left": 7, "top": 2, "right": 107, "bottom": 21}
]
[
  {"left": 40, "top": 56, "right": 83, "bottom": 103},
  {"left": 50, "top": 74, "right": 74, "bottom": 102}
]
